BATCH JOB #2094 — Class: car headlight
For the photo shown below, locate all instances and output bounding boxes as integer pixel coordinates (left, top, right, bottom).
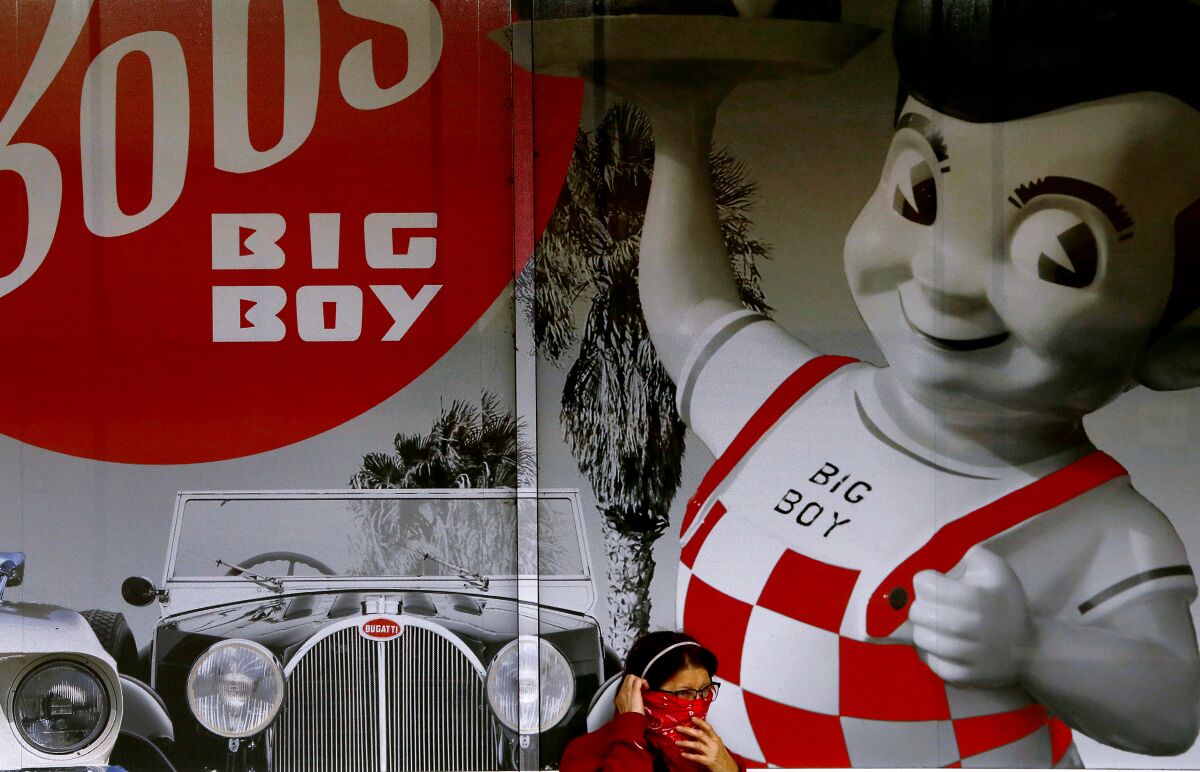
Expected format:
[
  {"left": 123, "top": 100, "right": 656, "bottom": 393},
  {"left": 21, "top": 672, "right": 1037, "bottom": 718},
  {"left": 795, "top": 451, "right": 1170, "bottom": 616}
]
[
  {"left": 486, "top": 635, "right": 575, "bottom": 734},
  {"left": 186, "top": 639, "right": 284, "bottom": 737},
  {"left": 13, "top": 660, "right": 112, "bottom": 754}
]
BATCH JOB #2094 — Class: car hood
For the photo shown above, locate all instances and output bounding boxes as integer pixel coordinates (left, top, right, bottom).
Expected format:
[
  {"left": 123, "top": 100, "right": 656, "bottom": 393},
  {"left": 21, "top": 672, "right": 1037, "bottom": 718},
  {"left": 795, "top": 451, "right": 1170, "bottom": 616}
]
[{"left": 0, "top": 602, "right": 114, "bottom": 664}]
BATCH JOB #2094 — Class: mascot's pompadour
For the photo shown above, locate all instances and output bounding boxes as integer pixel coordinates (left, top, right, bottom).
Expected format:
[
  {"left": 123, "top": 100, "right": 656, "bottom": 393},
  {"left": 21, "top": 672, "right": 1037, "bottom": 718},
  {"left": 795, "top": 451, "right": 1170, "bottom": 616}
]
[{"left": 629, "top": 0, "right": 1200, "bottom": 766}]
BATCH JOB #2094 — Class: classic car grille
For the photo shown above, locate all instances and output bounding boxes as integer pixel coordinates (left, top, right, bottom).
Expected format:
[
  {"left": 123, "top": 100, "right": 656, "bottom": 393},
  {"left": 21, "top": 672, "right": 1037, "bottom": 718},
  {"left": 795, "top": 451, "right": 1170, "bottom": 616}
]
[{"left": 269, "top": 624, "right": 505, "bottom": 771}]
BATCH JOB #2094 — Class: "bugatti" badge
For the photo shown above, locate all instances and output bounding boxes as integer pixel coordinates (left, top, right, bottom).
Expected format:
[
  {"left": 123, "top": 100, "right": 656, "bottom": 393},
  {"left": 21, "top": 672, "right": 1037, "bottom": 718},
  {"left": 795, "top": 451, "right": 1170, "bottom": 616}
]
[{"left": 359, "top": 618, "right": 403, "bottom": 641}]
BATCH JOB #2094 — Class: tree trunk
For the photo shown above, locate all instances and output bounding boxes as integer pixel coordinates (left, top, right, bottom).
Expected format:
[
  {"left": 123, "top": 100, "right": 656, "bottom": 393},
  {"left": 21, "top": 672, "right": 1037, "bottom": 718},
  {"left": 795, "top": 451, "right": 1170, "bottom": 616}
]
[{"left": 602, "top": 521, "right": 658, "bottom": 657}]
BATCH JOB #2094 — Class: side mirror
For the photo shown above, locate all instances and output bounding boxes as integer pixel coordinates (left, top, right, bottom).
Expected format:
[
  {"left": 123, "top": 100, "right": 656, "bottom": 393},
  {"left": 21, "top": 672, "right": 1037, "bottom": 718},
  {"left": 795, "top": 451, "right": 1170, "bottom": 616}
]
[
  {"left": 0, "top": 552, "right": 25, "bottom": 600},
  {"left": 122, "top": 576, "right": 167, "bottom": 607}
]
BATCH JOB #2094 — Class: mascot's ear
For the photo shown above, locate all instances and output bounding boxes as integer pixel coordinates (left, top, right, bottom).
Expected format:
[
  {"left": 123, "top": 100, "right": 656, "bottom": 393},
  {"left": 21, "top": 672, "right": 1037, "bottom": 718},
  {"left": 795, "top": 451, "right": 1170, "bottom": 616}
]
[
  {"left": 1137, "top": 309, "right": 1200, "bottom": 391},
  {"left": 1138, "top": 197, "right": 1200, "bottom": 391}
]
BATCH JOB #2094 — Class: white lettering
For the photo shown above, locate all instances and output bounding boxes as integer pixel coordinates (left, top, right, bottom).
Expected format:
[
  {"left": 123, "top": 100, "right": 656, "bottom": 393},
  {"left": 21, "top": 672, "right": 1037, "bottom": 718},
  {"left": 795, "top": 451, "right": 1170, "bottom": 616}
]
[
  {"left": 0, "top": 3, "right": 451, "bottom": 299},
  {"left": 372, "top": 284, "right": 440, "bottom": 342},
  {"left": 212, "top": 0, "right": 321, "bottom": 173},
  {"left": 213, "top": 286, "right": 287, "bottom": 342},
  {"left": 308, "top": 213, "right": 341, "bottom": 269},
  {"left": 212, "top": 214, "right": 287, "bottom": 270},
  {"left": 296, "top": 285, "right": 363, "bottom": 342},
  {"left": 338, "top": 0, "right": 443, "bottom": 110},
  {"left": 0, "top": 1, "right": 91, "bottom": 299},
  {"left": 81, "top": 32, "right": 190, "bottom": 238},
  {"left": 364, "top": 212, "right": 437, "bottom": 269}
]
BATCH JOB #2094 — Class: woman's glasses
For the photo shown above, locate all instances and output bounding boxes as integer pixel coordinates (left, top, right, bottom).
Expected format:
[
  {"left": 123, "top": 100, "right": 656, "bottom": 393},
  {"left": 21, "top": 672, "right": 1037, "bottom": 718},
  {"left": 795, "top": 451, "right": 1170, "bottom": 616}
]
[{"left": 656, "top": 682, "right": 720, "bottom": 702}]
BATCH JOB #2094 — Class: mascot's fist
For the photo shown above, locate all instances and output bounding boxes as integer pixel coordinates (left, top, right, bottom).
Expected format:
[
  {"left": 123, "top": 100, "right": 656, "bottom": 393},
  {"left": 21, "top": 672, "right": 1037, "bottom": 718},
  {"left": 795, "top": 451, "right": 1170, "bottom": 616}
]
[{"left": 909, "top": 546, "right": 1035, "bottom": 688}]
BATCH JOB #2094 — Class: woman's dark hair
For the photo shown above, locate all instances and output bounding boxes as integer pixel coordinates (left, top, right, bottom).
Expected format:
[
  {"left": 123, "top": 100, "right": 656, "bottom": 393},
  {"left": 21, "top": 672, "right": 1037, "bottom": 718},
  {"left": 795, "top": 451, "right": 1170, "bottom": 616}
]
[{"left": 623, "top": 631, "right": 718, "bottom": 690}]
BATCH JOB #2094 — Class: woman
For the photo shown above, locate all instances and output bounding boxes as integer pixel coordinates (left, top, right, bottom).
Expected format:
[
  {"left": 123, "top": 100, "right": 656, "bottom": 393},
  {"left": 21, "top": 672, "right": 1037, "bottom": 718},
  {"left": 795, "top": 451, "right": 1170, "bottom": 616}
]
[{"left": 561, "top": 631, "right": 744, "bottom": 772}]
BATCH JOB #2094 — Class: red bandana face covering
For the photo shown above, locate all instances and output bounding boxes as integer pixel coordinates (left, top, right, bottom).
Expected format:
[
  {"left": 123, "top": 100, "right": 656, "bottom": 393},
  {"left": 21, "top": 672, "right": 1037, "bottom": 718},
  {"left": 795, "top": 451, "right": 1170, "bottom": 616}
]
[{"left": 643, "top": 690, "right": 711, "bottom": 766}]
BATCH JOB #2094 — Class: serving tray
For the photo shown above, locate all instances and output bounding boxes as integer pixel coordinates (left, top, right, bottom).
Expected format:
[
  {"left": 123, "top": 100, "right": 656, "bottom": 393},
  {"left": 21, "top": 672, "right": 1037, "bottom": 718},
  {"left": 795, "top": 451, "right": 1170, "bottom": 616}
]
[{"left": 491, "top": 15, "right": 880, "bottom": 81}]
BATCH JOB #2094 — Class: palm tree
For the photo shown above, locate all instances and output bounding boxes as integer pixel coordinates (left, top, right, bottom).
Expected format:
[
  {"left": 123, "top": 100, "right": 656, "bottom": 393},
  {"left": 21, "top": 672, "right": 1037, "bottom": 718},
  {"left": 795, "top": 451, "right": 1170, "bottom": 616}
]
[
  {"left": 350, "top": 393, "right": 564, "bottom": 578},
  {"left": 526, "top": 101, "right": 770, "bottom": 653},
  {"left": 353, "top": 392, "right": 530, "bottom": 490}
]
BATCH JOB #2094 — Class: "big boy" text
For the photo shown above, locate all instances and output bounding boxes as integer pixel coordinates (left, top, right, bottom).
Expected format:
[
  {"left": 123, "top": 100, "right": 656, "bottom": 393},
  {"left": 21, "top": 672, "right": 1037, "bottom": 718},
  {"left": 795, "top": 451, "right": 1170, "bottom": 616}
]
[
  {"left": 774, "top": 462, "right": 873, "bottom": 538},
  {"left": 211, "top": 211, "right": 441, "bottom": 343}
]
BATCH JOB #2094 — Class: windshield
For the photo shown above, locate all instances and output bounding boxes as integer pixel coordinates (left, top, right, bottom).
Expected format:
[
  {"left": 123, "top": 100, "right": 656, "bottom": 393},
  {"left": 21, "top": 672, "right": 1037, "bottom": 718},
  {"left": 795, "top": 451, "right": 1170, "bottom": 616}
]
[{"left": 168, "top": 494, "right": 586, "bottom": 581}]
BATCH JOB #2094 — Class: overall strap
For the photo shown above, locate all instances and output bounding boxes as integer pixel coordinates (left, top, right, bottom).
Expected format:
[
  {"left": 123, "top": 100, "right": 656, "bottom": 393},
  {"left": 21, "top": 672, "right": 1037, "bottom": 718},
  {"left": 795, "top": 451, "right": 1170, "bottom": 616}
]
[
  {"left": 680, "top": 355, "right": 858, "bottom": 537},
  {"left": 866, "top": 451, "right": 1128, "bottom": 638}
]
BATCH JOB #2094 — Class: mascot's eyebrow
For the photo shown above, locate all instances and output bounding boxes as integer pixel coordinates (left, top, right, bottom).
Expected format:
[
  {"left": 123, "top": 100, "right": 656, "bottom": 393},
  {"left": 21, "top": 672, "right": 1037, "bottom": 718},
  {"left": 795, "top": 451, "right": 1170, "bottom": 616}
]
[
  {"left": 1009, "top": 176, "right": 1135, "bottom": 239},
  {"left": 896, "top": 112, "right": 950, "bottom": 168}
]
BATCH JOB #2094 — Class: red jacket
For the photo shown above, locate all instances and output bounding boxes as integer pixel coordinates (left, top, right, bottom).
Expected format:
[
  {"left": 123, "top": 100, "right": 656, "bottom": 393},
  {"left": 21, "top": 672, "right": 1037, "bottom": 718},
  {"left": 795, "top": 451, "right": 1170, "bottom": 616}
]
[{"left": 560, "top": 712, "right": 748, "bottom": 772}]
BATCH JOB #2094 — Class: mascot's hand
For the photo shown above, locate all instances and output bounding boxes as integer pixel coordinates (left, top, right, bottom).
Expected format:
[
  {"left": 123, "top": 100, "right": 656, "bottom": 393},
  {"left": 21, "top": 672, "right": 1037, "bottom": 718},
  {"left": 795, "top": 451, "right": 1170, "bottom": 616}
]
[{"left": 910, "top": 546, "right": 1034, "bottom": 688}]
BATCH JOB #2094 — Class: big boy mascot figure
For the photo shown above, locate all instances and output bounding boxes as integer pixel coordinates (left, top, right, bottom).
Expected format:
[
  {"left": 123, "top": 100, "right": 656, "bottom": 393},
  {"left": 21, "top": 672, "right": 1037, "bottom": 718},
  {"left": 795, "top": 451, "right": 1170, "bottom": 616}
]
[{"left": 633, "top": 0, "right": 1200, "bottom": 766}]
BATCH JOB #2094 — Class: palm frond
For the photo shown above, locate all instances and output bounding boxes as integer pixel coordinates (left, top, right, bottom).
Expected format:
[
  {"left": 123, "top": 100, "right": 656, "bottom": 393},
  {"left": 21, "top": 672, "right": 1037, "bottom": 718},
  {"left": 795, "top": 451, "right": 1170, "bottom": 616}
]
[
  {"left": 529, "top": 101, "right": 770, "bottom": 539},
  {"left": 351, "top": 392, "right": 528, "bottom": 490}
]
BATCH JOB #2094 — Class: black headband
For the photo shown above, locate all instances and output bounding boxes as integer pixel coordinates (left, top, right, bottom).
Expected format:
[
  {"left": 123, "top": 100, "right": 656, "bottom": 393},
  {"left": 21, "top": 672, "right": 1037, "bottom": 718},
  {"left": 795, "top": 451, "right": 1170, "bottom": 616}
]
[{"left": 893, "top": 0, "right": 1200, "bottom": 123}]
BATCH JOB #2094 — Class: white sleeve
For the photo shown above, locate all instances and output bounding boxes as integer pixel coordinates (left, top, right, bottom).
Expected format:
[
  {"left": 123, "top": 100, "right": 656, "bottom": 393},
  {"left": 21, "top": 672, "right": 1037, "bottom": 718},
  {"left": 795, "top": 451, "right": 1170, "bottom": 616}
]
[
  {"left": 676, "top": 310, "right": 818, "bottom": 458},
  {"left": 1073, "top": 493, "right": 1197, "bottom": 623},
  {"left": 997, "top": 477, "right": 1196, "bottom": 625}
]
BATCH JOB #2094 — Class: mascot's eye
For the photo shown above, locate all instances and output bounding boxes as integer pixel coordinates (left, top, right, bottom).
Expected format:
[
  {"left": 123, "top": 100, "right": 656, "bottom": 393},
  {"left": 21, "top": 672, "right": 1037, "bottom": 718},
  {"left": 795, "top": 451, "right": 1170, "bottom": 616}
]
[
  {"left": 891, "top": 150, "right": 937, "bottom": 226},
  {"left": 1010, "top": 208, "right": 1100, "bottom": 289}
]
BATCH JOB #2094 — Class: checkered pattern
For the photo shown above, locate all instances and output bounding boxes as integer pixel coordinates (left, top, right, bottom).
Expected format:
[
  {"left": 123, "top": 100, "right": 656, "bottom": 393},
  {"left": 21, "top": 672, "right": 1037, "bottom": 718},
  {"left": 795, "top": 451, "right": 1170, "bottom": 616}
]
[
  {"left": 674, "top": 355, "right": 1081, "bottom": 768},
  {"left": 680, "top": 516, "right": 1074, "bottom": 768}
]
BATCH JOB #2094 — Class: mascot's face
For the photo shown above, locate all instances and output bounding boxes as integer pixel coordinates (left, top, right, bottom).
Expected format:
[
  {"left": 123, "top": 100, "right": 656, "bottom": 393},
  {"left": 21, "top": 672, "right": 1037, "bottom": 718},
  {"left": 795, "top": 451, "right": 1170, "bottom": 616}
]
[{"left": 844, "top": 92, "right": 1200, "bottom": 421}]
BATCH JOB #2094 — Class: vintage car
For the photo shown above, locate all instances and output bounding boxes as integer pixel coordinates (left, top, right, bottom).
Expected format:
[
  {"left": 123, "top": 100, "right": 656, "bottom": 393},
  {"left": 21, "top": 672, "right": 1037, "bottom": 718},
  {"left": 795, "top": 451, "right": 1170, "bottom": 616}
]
[
  {"left": 118, "top": 489, "right": 613, "bottom": 771},
  {"left": 0, "top": 552, "right": 173, "bottom": 772}
]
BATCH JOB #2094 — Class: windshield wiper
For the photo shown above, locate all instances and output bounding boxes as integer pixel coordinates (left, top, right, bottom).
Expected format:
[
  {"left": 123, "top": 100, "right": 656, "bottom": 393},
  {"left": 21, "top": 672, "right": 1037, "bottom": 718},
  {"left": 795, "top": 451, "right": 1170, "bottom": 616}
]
[
  {"left": 396, "top": 544, "right": 489, "bottom": 591},
  {"left": 212, "top": 557, "right": 284, "bottom": 594}
]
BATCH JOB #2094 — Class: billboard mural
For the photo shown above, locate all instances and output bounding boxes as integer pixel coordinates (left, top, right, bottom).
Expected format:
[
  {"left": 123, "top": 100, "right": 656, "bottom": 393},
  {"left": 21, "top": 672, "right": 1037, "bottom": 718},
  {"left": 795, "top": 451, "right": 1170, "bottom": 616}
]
[{"left": 3, "top": 0, "right": 1199, "bottom": 770}]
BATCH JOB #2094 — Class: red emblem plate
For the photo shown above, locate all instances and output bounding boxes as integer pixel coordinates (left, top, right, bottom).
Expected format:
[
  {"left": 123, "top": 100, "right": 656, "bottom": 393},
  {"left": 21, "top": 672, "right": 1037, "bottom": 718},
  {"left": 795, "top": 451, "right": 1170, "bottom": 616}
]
[{"left": 359, "top": 617, "right": 403, "bottom": 641}]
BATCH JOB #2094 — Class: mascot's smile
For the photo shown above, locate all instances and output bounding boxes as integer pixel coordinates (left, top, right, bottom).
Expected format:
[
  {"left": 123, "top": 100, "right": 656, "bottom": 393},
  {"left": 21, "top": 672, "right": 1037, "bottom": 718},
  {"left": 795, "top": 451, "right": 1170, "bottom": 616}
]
[{"left": 897, "top": 293, "right": 1011, "bottom": 352}]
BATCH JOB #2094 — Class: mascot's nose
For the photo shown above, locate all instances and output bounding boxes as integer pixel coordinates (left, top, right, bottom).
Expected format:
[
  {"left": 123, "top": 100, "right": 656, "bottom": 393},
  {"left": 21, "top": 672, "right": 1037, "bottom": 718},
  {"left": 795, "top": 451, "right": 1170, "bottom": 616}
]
[
  {"left": 908, "top": 238, "right": 992, "bottom": 306},
  {"left": 898, "top": 279, "right": 1006, "bottom": 342}
]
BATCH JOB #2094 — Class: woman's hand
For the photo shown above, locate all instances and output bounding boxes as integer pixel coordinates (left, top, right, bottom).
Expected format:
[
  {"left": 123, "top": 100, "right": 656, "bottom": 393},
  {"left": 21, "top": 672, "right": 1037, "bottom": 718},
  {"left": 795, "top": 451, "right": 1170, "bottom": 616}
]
[
  {"left": 614, "top": 675, "right": 648, "bottom": 715},
  {"left": 676, "top": 717, "right": 739, "bottom": 772}
]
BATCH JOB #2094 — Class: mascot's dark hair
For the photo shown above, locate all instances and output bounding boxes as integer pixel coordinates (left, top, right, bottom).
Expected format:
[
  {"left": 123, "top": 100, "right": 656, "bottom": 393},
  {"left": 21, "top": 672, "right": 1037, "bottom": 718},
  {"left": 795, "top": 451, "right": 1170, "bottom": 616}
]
[
  {"left": 893, "top": 0, "right": 1200, "bottom": 340},
  {"left": 893, "top": 0, "right": 1200, "bottom": 123}
]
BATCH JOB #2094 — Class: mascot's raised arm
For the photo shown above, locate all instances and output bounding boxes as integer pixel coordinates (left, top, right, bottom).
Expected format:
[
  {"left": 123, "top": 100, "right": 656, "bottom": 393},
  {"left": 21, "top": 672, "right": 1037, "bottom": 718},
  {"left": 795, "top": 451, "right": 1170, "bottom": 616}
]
[{"left": 631, "top": 0, "right": 1200, "bottom": 766}]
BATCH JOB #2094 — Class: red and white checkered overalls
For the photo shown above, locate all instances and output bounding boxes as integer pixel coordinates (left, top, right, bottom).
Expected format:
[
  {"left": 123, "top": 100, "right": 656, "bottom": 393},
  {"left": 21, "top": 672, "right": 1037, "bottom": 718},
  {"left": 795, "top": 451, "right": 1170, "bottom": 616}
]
[{"left": 678, "top": 356, "right": 1128, "bottom": 768}]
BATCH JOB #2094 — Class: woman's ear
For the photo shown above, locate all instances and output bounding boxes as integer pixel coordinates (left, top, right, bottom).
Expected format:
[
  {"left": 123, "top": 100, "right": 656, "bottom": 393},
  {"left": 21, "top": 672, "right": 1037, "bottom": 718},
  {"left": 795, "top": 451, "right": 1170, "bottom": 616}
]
[{"left": 1137, "top": 307, "right": 1200, "bottom": 390}]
